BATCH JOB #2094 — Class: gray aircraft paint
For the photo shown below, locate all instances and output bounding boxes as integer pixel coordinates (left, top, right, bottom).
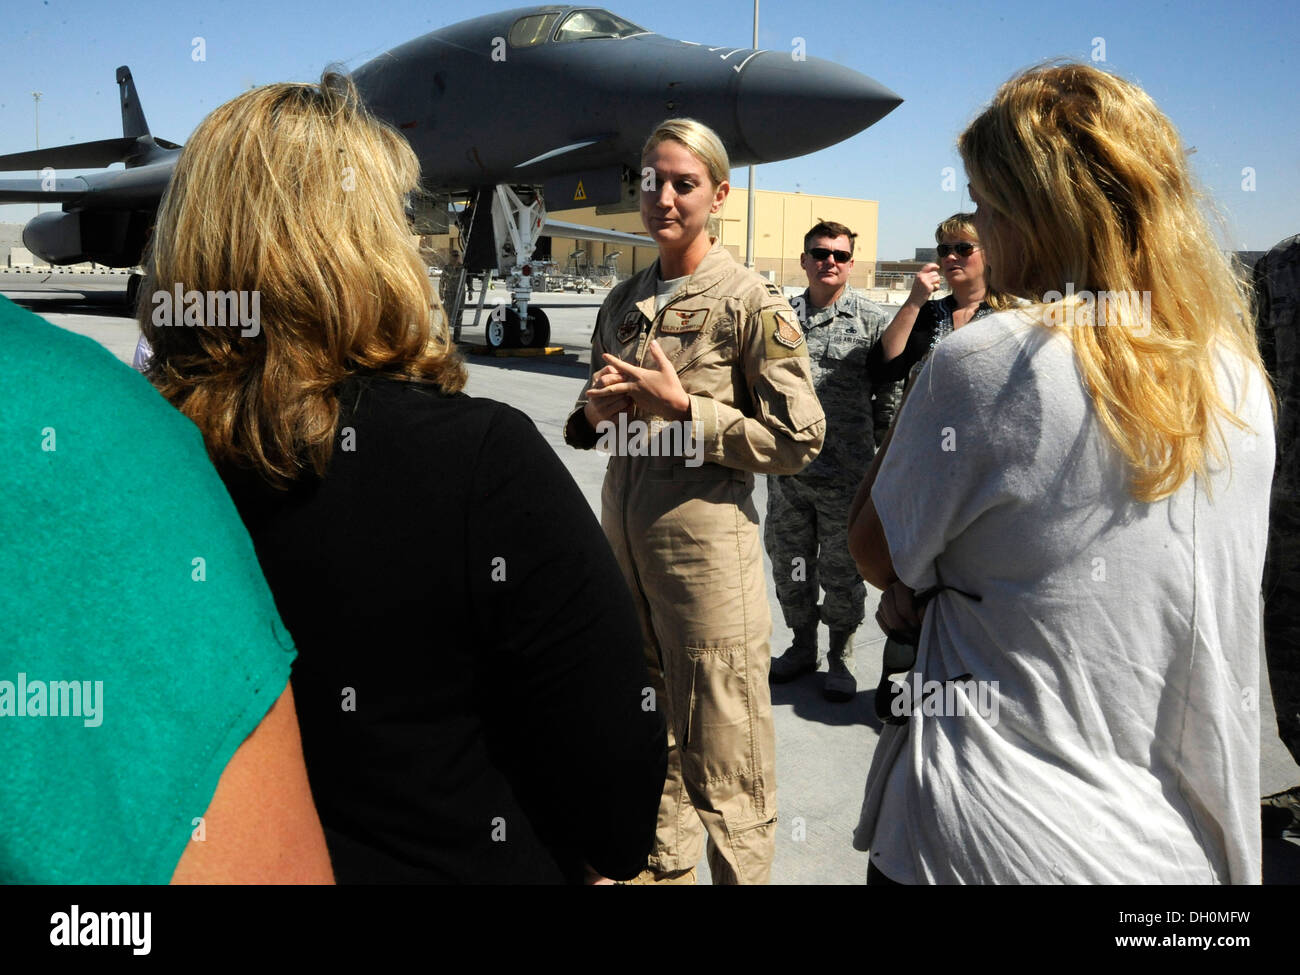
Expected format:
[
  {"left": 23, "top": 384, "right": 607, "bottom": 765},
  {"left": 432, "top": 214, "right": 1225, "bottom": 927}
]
[{"left": 0, "top": 5, "right": 900, "bottom": 268}]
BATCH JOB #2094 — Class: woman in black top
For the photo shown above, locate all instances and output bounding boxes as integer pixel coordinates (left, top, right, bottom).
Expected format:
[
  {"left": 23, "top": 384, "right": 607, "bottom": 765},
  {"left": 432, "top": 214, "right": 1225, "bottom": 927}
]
[
  {"left": 139, "top": 73, "right": 666, "bottom": 883},
  {"left": 866, "top": 213, "right": 1009, "bottom": 388}
]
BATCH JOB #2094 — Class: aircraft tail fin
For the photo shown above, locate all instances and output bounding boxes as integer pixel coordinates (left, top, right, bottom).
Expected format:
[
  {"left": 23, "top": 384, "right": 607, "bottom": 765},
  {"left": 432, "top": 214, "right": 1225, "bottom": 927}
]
[
  {"left": 0, "top": 68, "right": 177, "bottom": 181},
  {"left": 117, "top": 66, "right": 150, "bottom": 140}
]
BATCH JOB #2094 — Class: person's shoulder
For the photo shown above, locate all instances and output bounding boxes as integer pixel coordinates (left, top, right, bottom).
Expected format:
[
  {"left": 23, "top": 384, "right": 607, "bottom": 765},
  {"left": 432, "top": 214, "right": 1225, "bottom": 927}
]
[
  {"left": 4, "top": 296, "right": 155, "bottom": 400},
  {"left": 927, "top": 308, "right": 1065, "bottom": 384},
  {"left": 696, "top": 247, "right": 770, "bottom": 298},
  {"left": 353, "top": 375, "right": 528, "bottom": 430},
  {"left": 0, "top": 297, "right": 206, "bottom": 450},
  {"left": 943, "top": 306, "right": 1045, "bottom": 351},
  {"left": 1213, "top": 341, "right": 1274, "bottom": 426},
  {"left": 1262, "top": 234, "right": 1300, "bottom": 266},
  {"left": 345, "top": 373, "right": 464, "bottom": 404},
  {"left": 1257, "top": 235, "right": 1300, "bottom": 297},
  {"left": 843, "top": 289, "right": 892, "bottom": 321},
  {"left": 441, "top": 393, "right": 543, "bottom": 453},
  {"left": 337, "top": 376, "right": 532, "bottom": 467},
  {"left": 607, "top": 264, "right": 656, "bottom": 306},
  {"left": 726, "top": 266, "right": 790, "bottom": 313}
]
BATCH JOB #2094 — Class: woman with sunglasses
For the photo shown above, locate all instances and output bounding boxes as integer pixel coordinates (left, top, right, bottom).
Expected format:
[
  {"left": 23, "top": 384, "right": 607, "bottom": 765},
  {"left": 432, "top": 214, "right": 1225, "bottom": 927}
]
[
  {"left": 866, "top": 214, "right": 1011, "bottom": 390},
  {"left": 849, "top": 63, "right": 1273, "bottom": 884}
]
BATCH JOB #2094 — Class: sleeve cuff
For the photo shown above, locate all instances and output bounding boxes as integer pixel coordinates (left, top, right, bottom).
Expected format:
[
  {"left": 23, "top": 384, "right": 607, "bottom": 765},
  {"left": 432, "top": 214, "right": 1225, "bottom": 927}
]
[
  {"left": 689, "top": 394, "right": 722, "bottom": 463},
  {"left": 564, "top": 406, "right": 599, "bottom": 449}
]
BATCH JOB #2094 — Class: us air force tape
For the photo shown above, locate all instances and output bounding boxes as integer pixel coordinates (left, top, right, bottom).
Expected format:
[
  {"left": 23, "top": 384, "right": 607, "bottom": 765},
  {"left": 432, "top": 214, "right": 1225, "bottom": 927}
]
[
  {"left": 762, "top": 307, "right": 805, "bottom": 357},
  {"left": 659, "top": 307, "right": 708, "bottom": 334}
]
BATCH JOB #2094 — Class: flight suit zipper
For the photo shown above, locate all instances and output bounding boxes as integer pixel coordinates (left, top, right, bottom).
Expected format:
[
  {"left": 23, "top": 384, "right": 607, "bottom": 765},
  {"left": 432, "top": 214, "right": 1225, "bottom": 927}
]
[{"left": 623, "top": 301, "right": 660, "bottom": 699}]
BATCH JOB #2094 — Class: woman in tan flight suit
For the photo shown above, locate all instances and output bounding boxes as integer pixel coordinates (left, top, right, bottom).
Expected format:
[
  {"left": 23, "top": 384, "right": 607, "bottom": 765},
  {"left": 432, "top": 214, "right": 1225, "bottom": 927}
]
[{"left": 563, "top": 118, "right": 825, "bottom": 884}]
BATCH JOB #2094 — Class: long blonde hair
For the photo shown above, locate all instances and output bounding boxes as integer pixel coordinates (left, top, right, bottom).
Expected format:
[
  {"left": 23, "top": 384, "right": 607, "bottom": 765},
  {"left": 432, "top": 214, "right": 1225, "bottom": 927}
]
[
  {"left": 959, "top": 62, "right": 1270, "bottom": 502},
  {"left": 141, "top": 72, "right": 465, "bottom": 488}
]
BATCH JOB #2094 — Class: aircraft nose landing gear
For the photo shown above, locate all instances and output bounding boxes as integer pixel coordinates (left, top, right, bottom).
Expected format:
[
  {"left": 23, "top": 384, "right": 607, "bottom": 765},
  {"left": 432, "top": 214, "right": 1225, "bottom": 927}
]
[
  {"left": 512, "top": 306, "right": 551, "bottom": 349},
  {"left": 484, "top": 305, "right": 551, "bottom": 350},
  {"left": 451, "top": 184, "right": 565, "bottom": 352}
]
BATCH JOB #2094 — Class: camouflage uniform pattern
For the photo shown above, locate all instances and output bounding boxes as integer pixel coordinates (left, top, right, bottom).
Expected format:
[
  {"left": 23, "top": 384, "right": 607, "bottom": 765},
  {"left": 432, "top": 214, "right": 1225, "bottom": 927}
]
[
  {"left": 1257, "top": 235, "right": 1300, "bottom": 767},
  {"left": 766, "top": 289, "right": 901, "bottom": 631}
]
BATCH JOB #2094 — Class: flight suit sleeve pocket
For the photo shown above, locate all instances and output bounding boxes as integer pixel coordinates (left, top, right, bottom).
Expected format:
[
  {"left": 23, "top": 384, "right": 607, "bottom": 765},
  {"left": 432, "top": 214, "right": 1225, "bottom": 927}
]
[{"left": 756, "top": 364, "right": 825, "bottom": 435}]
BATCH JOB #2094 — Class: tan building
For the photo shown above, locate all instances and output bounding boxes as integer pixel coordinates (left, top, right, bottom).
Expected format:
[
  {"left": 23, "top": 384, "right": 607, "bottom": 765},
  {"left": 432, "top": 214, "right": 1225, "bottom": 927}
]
[{"left": 549, "top": 187, "right": 880, "bottom": 289}]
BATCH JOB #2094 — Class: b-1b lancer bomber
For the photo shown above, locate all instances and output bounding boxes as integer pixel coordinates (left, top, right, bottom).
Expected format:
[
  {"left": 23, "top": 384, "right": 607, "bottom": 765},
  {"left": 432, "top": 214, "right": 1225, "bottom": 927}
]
[{"left": 0, "top": 5, "right": 902, "bottom": 347}]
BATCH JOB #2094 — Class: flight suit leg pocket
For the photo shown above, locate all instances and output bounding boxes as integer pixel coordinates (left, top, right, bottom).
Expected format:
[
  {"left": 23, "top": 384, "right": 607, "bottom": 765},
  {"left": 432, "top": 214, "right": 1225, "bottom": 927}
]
[{"left": 680, "top": 642, "right": 758, "bottom": 807}]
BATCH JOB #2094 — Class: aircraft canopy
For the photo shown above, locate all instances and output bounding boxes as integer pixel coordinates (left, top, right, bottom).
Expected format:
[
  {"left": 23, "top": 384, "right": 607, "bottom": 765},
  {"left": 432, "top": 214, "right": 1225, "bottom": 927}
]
[{"left": 508, "top": 8, "right": 647, "bottom": 48}]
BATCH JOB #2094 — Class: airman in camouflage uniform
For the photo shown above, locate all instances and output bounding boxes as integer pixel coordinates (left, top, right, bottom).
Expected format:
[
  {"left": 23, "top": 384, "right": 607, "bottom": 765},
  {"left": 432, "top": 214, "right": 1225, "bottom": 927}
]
[
  {"left": 766, "top": 222, "right": 903, "bottom": 701},
  {"left": 1257, "top": 234, "right": 1300, "bottom": 833}
]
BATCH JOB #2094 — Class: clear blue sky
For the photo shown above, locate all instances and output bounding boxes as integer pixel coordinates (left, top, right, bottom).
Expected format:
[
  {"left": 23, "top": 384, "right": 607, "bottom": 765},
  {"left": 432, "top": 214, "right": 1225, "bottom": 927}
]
[{"left": 2, "top": 0, "right": 1296, "bottom": 258}]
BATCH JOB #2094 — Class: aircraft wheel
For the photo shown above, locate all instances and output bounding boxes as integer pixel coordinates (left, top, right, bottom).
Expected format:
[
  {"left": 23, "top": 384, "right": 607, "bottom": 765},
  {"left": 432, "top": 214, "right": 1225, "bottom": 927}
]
[
  {"left": 486, "top": 314, "right": 515, "bottom": 349},
  {"left": 512, "top": 307, "right": 550, "bottom": 349}
]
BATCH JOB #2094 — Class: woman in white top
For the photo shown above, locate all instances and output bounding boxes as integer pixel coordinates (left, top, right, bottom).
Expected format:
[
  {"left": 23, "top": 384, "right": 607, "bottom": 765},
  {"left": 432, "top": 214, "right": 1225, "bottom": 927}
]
[{"left": 848, "top": 62, "right": 1275, "bottom": 884}]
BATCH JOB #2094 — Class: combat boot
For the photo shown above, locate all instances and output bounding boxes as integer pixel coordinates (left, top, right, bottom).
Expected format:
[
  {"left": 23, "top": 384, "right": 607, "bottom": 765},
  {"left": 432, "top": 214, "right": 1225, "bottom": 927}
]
[
  {"left": 769, "top": 622, "right": 818, "bottom": 683},
  {"left": 823, "top": 628, "right": 857, "bottom": 702},
  {"left": 1261, "top": 785, "right": 1300, "bottom": 839}
]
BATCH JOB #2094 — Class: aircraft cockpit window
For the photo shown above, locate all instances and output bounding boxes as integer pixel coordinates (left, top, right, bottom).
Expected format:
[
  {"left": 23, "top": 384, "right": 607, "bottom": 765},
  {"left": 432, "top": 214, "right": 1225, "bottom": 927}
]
[
  {"left": 508, "top": 12, "right": 562, "bottom": 48},
  {"left": 553, "top": 9, "right": 646, "bottom": 42}
]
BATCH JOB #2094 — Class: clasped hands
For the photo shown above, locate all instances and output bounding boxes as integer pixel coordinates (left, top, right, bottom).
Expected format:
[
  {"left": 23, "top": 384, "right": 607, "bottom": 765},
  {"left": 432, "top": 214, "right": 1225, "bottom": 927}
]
[{"left": 583, "top": 339, "right": 691, "bottom": 429}]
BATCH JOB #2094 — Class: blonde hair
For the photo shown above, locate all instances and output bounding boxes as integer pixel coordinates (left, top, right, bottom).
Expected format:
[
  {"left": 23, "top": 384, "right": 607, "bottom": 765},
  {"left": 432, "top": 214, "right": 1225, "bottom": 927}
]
[
  {"left": 933, "top": 211, "right": 1014, "bottom": 312},
  {"left": 935, "top": 212, "right": 977, "bottom": 245},
  {"left": 642, "top": 117, "right": 730, "bottom": 188},
  {"left": 141, "top": 72, "right": 465, "bottom": 488},
  {"left": 959, "top": 62, "right": 1270, "bottom": 502}
]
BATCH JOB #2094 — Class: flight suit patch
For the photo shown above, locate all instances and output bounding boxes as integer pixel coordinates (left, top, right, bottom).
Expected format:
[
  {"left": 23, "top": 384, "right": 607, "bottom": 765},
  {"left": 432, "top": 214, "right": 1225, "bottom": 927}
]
[
  {"left": 763, "top": 308, "right": 805, "bottom": 357},
  {"left": 617, "top": 310, "right": 643, "bottom": 344},
  {"left": 659, "top": 308, "right": 709, "bottom": 334}
]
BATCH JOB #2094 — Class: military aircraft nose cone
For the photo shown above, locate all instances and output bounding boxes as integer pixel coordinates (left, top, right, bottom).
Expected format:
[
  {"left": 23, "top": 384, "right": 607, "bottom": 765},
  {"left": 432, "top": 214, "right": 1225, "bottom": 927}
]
[{"left": 736, "top": 53, "right": 902, "bottom": 162}]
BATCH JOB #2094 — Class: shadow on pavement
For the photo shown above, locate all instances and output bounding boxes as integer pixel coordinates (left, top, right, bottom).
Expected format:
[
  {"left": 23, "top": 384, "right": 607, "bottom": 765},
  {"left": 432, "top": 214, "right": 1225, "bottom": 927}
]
[
  {"left": 458, "top": 346, "right": 591, "bottom": 380},
  {"left": 7, "top": 286, "right": 133, "bottom": 318},
  {"left": 771, "top": 671, "right": 885, "bottom": 731},
  {"left": 1262, "top": 836, "right": 1300, "bottom": 884}
]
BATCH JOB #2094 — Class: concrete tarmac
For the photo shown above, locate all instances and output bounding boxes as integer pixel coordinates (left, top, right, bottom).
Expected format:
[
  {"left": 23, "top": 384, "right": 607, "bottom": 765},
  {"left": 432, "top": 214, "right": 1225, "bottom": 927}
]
[{"left": 5, "top": 270, "right": 1299, "bottom": 885}]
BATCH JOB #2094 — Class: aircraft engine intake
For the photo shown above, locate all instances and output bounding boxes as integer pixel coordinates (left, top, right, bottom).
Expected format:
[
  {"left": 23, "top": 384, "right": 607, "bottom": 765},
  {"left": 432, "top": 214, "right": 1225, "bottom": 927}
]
[{"left": 22, "top": 209, "right": 150, "bottom": 268}]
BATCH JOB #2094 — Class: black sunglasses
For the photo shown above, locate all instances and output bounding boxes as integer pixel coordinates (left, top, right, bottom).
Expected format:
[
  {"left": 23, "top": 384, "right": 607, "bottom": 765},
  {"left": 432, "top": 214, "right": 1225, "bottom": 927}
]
[
  {"left": 936, "top": 241, "right": 978, "bottom": 259},
  {"left": 807, "top": 247, "right": 852, "bottom": 264}
]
